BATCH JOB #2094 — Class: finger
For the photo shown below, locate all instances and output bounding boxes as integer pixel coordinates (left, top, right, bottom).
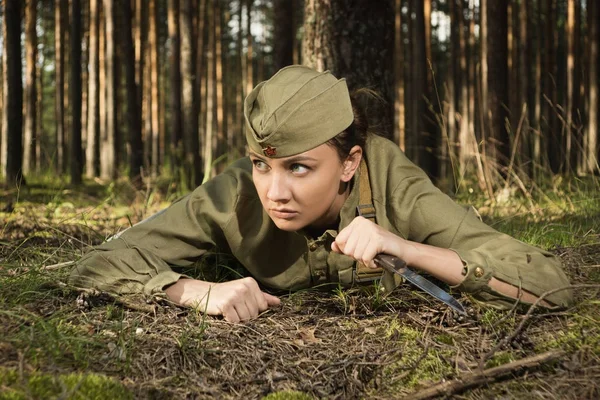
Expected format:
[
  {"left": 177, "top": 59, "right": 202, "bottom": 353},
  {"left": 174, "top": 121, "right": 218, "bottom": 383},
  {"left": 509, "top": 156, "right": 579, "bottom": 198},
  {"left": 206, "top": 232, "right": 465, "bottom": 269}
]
[
  {"left": 234, "top": 302, "right": 252, "bottom": 321},
  {"left": 221, "top": 304, "right": 240, "bottom": 323},
  {"left": 331, "top": 241, "right": 341, "bottom": 253},
  {"left": 263, "top": 292, "right": 281, "bottom": 306},
  {"left": 241, "top": 279, "right": 261, "bottom": 315}
]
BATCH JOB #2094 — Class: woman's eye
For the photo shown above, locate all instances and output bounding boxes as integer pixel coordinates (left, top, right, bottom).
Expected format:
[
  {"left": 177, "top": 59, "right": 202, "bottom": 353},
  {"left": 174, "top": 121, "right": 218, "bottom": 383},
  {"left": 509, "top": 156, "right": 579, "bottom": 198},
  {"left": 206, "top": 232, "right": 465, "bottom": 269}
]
[
  {"left": 252, "top": 159, "right": 269, "bottom": 171},
  {"left": 291, "top": 164, "right": 309, "bottom": 174}
]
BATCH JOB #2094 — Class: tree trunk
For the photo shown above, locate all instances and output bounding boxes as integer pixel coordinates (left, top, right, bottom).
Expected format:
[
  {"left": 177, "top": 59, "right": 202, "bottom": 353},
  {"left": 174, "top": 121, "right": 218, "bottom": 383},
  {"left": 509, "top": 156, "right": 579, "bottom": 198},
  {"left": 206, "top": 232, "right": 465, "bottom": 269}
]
[
  {"left": 3, "top": 0, "right": 23, "bottom": 185},
  {"left": 121, "top": 0, "right": 142, "bottom": 181},
  {"left": 445, "top": 0, "right": 459, "bottom": 188},
  {"left": 394, "top": 0, "right": 405, "bottom": 150},
  {"left": 532, "top": 0, "right": 542, "bottom": 177},
  {"left": 246, "top": 0, "right": 253, "bottom": 100},
  {"left": 302, "top": 0, "right": 395, "bottom": 140},
  {"left": 485, "top": 0, "right": 510, "bottom": 175},
  {"left": 70, "top": 0, "right": 83, "bottom": 184},
  {"left": 181, "top": 0, "right": 201, "bottom": 186},
  {"left": 586, "top": 0, "right": 599, "bottom": 173},
  {"left": 23, "top": 0, "right": 37, "bottom": 175},
  {"left": 215, "top": 0, "right": 225, "bottom": 175},
  {"left": 273, "top": 0, "right": 295, "bottom": 71},
  {"left": 458, "top": 0, "right": 471, "bottom": 175},
  {"left": 518, "top": 0, "right": 531, "bottom": 175},
  {"left": 168, "top": 0, "right": 183, "bottom": 174},
  {"left": 101, "top": 0, "right": 117, "bottom": 179},
  {"left": 55, "top": 0, "right": 67, "bottom": 174},
  {"left": 203, "top": 1, "right": 215, "bottom": 181},
  {"left": 87, "top": 0, "right": 100, "bottom": 178},
  {"left": 544, "top": 0, "right": 559, "bottom": 173},
  {"left": 149, "top": 0, "right": 161, "bottom": 177},
  {"left": 197, "top": 0, "right": 207, "bottom": 180}
]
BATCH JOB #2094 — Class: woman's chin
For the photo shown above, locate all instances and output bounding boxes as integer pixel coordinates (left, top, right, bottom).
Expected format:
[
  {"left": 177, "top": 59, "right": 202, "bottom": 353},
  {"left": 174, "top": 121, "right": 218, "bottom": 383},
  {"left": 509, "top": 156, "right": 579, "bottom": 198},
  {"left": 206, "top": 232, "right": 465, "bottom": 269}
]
[{"left": 270, "top": 216, "right": 305, "bottom": 232}]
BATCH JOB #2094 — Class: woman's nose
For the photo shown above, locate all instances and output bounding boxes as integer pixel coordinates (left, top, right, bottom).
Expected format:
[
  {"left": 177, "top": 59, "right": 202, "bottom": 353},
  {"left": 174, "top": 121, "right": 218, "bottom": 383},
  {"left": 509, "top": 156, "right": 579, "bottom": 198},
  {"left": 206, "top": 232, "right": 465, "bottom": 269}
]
[{"left": 266, "top": 173, "right": 292, "bottom": 202}]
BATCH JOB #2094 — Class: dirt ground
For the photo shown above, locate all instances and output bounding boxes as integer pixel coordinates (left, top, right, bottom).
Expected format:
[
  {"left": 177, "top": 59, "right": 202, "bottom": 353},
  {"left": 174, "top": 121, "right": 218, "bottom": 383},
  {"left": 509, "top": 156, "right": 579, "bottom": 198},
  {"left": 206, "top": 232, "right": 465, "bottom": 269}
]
[{"left": 1, "top": 202, "right": 599, "bottom": 399}]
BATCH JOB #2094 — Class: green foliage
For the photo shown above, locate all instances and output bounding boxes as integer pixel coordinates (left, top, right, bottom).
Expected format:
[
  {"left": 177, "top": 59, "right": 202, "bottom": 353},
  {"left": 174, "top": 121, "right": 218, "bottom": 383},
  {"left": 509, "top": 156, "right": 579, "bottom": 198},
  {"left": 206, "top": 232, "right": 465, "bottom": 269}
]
[{"left": 0, "top": 368, "right": 132, "bottom": 400}]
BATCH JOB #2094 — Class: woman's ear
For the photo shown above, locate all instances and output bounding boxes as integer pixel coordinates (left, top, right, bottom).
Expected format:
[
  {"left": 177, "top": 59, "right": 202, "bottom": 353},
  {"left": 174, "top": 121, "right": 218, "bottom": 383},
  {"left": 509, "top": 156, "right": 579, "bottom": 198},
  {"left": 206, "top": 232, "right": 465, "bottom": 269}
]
[{"left": 341, "top": 145, "right": 363, "bottom": 182}]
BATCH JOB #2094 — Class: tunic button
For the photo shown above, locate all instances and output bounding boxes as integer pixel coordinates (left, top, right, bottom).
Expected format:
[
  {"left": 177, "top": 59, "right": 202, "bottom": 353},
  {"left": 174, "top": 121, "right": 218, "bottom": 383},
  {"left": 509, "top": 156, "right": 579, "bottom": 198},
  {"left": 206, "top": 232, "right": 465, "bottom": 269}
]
[
  {"left": 309, "top": 243, "right": 318, "bottom": 251},
  {"left": 474, "top": 267, "right": 484, "bottom": 278}
]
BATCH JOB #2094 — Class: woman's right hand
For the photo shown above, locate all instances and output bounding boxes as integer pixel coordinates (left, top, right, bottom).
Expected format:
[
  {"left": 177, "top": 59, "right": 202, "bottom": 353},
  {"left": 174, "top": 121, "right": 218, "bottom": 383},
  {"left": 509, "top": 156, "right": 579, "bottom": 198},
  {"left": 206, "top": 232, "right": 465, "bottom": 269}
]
[{"left": 164, "top": 277, "right": 281, "bottom": 323}]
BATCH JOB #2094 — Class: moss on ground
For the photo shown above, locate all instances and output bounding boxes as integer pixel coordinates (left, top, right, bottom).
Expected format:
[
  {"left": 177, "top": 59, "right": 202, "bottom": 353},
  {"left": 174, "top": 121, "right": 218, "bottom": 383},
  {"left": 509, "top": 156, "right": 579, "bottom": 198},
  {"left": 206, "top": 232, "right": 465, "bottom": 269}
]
[{"left": 0, "top": 367, "right": 132, "bottom": 400}]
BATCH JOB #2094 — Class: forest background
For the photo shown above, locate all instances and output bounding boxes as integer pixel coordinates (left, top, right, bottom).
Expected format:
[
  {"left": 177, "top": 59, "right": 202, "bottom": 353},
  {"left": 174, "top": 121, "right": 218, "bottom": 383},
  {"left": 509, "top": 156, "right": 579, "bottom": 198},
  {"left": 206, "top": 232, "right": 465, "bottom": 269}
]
[
  {"left": 0, "top": 0, "right": 598, "bottom": 191},
  {"left": 0, "top": 0, "right": 599, "bottom": 399}
]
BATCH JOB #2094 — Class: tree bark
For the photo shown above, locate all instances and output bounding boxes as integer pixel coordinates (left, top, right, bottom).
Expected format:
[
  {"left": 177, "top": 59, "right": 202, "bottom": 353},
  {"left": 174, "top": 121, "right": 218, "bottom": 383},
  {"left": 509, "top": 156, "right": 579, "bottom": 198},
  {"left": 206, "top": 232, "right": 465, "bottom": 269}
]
[
  {"left": 544, "top": 0, "right": 559, "bottom": 173},
  {"left": 149, "top": 0, "right": 161, "bottom": 177},
  {"left": 101, "top": 0, "right": 117, "bottom": 179},
  {"left": 302, "top": 0, "right": 395, "bottom": 140},
  {"left": 458, "top": 0, "right": 471, "bottom": 175},
  {"left": 215, "top": 0, "right": 225, "bottom": 175},
  {"left": 24, "top": 0, "right": 37, "bottom": 175},
  {"left": 246, "top": 0, "right": 253, "bottom": 101},
  {"left": 586, "top": 0, "right": 599, "bottom": 173},
  {"left": 55, "top": 0, "right": 67, "bottom": 174},
  {"left": 485, "top": 0, "right": 510, "bottom": 175},
  {"left": 168, "top": 0, "right": 183, "bottom": 174},
  {"left": 273, "top": 0, "right": 295, "bottom": 71},
  {"left": 181, "top": 0, "right": 201, "bottom": 186},
  {"left": 87, "top": 0, "right": 100, "bottom": 178},
  {"left": 121, "top": 0, "right": 142, "bottom": 181},
  {"left": 3, "top": 0, "right": 23, "bottom": 185},
  {"left": 394, "top": 0, "right": 405, "bottom": 150},
  {"left": 70, "top": 0, "right": 83, "bottom": 184},
  {"left": 203, "top": 1, "right": 215, "bottom": 181}
]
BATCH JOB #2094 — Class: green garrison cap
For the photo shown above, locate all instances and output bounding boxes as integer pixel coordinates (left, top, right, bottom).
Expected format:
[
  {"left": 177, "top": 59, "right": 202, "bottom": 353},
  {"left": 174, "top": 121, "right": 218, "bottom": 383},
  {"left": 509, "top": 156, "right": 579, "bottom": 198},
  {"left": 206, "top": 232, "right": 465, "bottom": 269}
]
[{"left": 244, "top": 65, "right": 354, "bottom": 158}]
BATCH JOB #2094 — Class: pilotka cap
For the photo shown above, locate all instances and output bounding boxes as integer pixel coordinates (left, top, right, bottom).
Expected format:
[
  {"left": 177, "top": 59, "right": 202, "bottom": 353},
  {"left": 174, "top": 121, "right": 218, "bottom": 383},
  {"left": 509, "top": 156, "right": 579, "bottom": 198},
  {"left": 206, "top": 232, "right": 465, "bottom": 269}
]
[{"left": 244, "top": 65, "right": 354, "bottom": 158}]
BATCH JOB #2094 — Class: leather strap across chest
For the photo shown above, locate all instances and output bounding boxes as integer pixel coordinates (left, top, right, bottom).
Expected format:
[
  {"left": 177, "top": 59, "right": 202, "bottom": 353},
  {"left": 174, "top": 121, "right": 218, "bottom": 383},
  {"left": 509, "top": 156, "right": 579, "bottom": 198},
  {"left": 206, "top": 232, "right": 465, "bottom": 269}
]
[{"left": 354, "top": 158, "right": 385, "bottom": 282}]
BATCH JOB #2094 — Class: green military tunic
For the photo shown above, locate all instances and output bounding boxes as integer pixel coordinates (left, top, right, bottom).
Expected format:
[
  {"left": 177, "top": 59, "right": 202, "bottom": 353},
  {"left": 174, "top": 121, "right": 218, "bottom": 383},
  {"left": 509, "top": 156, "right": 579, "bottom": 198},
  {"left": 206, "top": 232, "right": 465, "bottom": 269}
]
[{"left": 69, "top": 134, "right": 573, "bottom": 309}]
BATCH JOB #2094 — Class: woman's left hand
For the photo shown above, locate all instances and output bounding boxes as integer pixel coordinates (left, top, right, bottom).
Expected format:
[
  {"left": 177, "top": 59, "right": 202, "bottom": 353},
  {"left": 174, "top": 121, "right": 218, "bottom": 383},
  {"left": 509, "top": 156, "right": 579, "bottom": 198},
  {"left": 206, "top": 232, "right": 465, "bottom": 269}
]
[{"left": 331, "top": 216, "right": 409, "bottom": 268}]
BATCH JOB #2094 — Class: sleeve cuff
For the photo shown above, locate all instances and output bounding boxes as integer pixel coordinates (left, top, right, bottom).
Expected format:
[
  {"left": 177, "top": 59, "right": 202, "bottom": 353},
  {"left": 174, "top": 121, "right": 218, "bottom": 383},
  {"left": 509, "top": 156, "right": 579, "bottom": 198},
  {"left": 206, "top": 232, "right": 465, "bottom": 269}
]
[
  {"left": 143, "top": 271, "right": 184, "bottom": 296},
  {"left": 449, "top": 248, "right": 493, "bottom": 293}
]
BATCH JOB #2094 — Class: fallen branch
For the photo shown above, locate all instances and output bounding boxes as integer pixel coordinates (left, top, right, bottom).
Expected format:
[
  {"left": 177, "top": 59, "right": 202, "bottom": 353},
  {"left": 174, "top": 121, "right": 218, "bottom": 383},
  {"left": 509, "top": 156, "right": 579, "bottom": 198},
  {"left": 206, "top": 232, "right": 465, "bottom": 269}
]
[
  {"left": 482, "top": 284, "right": 600, "bottom": 365},
  {"left": 402, "top": 350, "right": 565, "bottom": 400},
  {"left": 42, "top": 260, "right": 76, "bottom": 270}
]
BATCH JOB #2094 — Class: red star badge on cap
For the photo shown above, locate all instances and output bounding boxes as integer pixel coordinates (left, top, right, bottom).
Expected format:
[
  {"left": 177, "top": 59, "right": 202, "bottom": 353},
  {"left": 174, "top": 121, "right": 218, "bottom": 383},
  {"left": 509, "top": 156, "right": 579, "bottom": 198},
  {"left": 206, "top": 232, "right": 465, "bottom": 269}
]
[{"left": 263, "top": 145, "right": 277, "bottom": 157}]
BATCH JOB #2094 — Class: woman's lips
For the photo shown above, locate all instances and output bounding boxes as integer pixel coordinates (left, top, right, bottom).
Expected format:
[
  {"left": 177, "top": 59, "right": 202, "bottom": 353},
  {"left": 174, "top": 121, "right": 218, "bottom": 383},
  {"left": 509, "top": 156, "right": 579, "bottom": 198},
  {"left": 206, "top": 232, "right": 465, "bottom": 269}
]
[{"left": 270, "top": 209, "right": 298, "bottom": 220}]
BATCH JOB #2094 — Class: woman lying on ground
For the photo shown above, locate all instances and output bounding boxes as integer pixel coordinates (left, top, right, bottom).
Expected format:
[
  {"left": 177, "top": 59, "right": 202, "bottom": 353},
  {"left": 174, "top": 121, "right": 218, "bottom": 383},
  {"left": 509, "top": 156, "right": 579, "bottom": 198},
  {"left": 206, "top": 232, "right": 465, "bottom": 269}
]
[{"left": 69, "top": 66, "right": 573, "bottom": 322}]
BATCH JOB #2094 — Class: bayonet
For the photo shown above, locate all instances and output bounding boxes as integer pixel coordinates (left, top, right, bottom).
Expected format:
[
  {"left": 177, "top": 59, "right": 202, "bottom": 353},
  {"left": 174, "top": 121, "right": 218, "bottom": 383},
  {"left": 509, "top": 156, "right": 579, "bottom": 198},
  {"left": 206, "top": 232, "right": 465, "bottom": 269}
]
[{"left": 374, "top": 254, "right": 467, "bottom": 315}]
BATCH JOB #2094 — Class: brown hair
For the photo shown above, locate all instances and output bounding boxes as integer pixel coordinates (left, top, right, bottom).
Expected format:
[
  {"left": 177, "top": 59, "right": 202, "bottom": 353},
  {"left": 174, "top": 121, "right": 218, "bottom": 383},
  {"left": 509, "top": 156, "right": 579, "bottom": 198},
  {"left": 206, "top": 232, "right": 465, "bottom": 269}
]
[{"left": 326, "top": 88, "right": 384, "bottom": 160}]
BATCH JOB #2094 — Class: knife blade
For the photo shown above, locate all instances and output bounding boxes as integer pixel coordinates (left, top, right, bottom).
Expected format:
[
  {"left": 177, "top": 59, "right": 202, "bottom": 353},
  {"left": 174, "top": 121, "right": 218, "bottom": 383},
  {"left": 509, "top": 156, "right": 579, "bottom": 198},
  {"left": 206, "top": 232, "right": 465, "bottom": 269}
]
[{"left": 374, "top": 253, "right": 467, "bottom": 315}]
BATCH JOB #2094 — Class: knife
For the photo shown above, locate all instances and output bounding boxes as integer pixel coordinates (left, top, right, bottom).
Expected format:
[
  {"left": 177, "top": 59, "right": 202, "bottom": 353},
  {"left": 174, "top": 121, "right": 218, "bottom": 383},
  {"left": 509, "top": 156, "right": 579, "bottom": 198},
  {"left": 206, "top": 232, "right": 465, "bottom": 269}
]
[{"left": 374, "top": 253, "right": 467, "bottom": 315}]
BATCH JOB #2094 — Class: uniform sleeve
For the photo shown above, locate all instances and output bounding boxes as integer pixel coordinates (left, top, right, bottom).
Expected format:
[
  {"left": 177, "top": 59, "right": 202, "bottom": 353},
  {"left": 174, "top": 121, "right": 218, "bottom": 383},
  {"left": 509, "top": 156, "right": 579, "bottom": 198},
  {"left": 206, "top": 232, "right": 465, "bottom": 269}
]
[
  {"left": 389, "top": 173, "right": 574, "bottom": 309},
  {"left": 68, "top": 172, "right": 240, "bottom": 296}
]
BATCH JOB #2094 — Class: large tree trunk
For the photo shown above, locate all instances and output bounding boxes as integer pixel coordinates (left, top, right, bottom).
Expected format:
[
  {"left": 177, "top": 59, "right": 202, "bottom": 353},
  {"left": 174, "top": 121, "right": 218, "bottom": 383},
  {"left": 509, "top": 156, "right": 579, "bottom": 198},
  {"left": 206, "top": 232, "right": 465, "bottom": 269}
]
[
  {"left": 196, "top": 0, "right": 207, "bottom": 180},
  {"left": 87, "top": 0, "right": 100, "bottom": 178},
  {"left": 101, "top": 0, "right": 117, "bottom": 179},
  {"left": 3, "top": 0, "right": 23, "bottom": 185},
  {"left": 302, "top": 0, "right": 395, "bottom": 140},
  {"left": 168, "top": 0, "right": 183, "bottom": 173},
  {"left": 181, "top": 0, "right": 201, "bottom": 186},
  {"left": 70, "top": 0, "right": 83, "bottom": 184},
  {"left": 23, "top": 0, "right": 37, "bottom": 175},
  {"left": 55, "top": 0, "right": 67, "bottom": 174},
  {"left": 273, "top": 0, "right": 295, "bottom": 71},
  {"left": 586, "top": 0, "right": 599, "bottom": 173},
  {"left": 485, "top": 0, "right": 510, "bottom": 176},
  {"left": 121, "top": 0, "right": 142, "bottom": 181}
]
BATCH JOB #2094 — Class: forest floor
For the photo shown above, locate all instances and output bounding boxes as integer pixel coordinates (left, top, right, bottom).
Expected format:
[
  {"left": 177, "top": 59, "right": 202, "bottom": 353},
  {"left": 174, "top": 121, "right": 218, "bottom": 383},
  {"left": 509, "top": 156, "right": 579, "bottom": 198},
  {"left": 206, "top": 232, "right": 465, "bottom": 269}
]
[{"left": 0, "top": 175, "right": 599, "bottom": 399}]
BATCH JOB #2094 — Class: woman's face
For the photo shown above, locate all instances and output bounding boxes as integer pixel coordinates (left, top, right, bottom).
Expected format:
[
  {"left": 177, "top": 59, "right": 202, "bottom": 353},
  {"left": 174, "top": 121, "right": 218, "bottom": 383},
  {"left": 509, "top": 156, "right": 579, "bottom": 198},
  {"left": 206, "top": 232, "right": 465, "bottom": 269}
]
[{"left": 250, "top": 144, "right": 361, "bottom": 232}]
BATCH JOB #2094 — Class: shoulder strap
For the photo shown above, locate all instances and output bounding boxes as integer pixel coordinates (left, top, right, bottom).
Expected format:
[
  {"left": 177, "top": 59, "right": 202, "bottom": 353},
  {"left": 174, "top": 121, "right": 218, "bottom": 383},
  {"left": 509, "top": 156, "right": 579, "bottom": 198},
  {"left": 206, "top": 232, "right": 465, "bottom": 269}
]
[{"left": 354, "top": 158, "right": 385, "bottom": 282}]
